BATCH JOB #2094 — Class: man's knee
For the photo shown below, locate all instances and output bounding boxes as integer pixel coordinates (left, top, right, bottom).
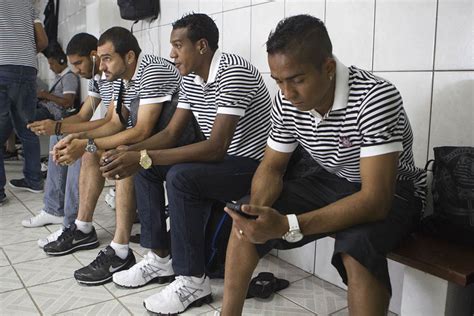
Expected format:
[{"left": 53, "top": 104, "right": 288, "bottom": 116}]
[
  {"left": 165, "top": 164, "right": 200, "bottom": 193},
  {"left": 81, "top": 151, "right": 101, "bottom": 169}
]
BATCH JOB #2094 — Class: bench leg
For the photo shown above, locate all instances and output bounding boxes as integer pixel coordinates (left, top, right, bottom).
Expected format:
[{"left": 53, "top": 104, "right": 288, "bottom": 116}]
[{"left": 401, "top": 266, "right": 474, "bottom": 316}]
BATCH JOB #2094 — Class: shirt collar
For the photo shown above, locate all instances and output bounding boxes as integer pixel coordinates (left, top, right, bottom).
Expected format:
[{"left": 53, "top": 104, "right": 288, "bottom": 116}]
[
  {"left": 309, "top": 56, "right": 349, "bottom": 119},
  {"left": 57, "top": 67, "right": 71, "bottom": 77},
  {"left": 130, "top": 53, "right": 143, "bottom": 82},
  {"left": 193, "top": 50, "right": 222, "bottom": 86}
]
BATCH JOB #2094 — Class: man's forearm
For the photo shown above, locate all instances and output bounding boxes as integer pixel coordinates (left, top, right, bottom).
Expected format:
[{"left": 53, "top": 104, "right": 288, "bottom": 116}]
[
  {"left": 79, "top": 121, "right": 124, "bottom": 140},
  {"left": 60, "top": 119, "right": 108, "bottom": 135},
  {"left": 249, "top": 167, "right": 284, "bottom": 207},
  {"left": 94, "top": 127, "right": 151, "bottom": 151},
  {"left": 128, "top": 128, "right": 178, "bottom": 151}
]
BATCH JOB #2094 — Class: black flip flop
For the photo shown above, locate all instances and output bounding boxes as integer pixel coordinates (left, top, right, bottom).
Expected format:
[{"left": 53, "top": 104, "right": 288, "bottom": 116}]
[{"left": 246, "top": 272, "right": 289, "bottom": 299}]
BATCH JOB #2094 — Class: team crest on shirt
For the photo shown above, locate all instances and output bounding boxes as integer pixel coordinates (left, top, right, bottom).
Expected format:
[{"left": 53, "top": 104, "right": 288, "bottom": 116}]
[{"left": 340, "top": 136, "right": 352, "bottom": 148}]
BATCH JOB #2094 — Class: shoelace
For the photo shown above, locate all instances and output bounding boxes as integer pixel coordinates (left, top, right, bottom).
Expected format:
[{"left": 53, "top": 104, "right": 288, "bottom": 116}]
[
  {"left": 138, "top": 254, "right": 164, "bottom": 278},
  {"left": 57, "top": 226, "right": 75, "bottom": 241},
  {"left": 170, "top": 276, "right": 203, "bottom": 303},
  {"left": 90, "top": 250, "right": 112, "bottom": 269}
]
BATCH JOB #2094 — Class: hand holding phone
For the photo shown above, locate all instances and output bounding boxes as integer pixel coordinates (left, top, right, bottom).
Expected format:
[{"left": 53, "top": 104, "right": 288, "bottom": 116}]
[{"left": 226, "top": 202, "right": 258, "bottom": 220}]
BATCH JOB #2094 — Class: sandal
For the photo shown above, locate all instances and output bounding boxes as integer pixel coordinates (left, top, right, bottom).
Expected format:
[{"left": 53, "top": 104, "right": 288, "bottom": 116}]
[{"left": 246, "top": 272, "right": 289, "bottom": 299}]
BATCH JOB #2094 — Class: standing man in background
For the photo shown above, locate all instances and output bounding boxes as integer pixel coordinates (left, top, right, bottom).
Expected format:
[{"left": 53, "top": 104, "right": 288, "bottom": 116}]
[{"left": 0, "top": 0, "right": 48, "bottom": 204}]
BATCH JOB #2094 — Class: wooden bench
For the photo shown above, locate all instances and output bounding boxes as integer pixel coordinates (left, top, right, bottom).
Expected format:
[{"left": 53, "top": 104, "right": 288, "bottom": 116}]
[{"left": 387, "top": 232, "right": 474, "bottom": 315}]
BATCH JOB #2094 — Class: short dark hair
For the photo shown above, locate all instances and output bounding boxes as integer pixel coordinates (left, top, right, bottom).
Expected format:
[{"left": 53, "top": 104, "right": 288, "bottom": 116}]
[
  {"left": 43, "top": 42, "right": 67, "bottom": 65},
  {"left": 266, "top": 15, "right": 332, "bottom": 70},
  {"left": 98, "top": 27, "right": 141, "bottom": 58},
  {"left": 172, "top": 13, "right": 219, "bottom": 52},
  {"left": 66, "top": 33, "right": 98, "bottom": 56}
]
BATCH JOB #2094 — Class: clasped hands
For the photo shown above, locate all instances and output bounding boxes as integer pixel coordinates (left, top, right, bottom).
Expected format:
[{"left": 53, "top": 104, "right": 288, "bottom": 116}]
[
  {"left": 224, "top": 204, "right": 289, "bottom": 244},
  {"left": 99, "top": 146, "right": 141, "bottom": 180}
]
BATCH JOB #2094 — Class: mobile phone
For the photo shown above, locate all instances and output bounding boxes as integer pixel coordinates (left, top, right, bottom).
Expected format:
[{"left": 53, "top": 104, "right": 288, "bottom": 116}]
[{"left": 226, "top": 202, "right": 258, "bottom": 220}]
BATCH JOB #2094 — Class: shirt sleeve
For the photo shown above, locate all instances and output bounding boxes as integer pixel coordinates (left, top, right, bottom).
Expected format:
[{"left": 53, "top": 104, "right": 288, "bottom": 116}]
[
  {"left": 358, "top": 81, "right": 404, "bottom": 157},
  {"left": 177, "top": 80, "right": 191, "bottom": 110},
  {"left": 216, "top": 65, "right": 260, "bottom": 117},
  {"left": 138, "top": 62, "right": 181, "bottom": 106},
  {"left": 267, "top": 91, "right": 298, "bottom": 153},
  {"left": 61, "top": 72, "right": 79, "bottom": 95}
]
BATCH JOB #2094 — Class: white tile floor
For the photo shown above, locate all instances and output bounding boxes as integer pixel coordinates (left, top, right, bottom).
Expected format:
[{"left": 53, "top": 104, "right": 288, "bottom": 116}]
[{"left": 0, "top": 160, "right": 385, "bottom": 315}]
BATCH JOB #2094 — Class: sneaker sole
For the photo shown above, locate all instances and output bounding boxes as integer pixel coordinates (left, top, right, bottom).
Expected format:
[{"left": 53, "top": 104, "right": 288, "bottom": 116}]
[
  {"left": 144, "top": 293, "right": 212, "bottom": 315},
  {"left": 8, "top": 182, "right": 43, "bottom": 193},
  {"left": 114, "top": 274, "right": 175, "bottom": 289},
  {"left": 44, "top": 240, "right": 99, "bottom": 256}
]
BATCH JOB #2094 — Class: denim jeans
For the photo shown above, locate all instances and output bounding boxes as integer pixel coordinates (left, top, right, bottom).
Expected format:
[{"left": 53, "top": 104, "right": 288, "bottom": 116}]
[
  {"left": 0, "top": 65, "right": 42, "bottom": 196},
  {"left": 134, "top": 155, "right": 259, "bottom": 276},
  {"left": 43, "top": 135, "right": 81, "bottom": 226}
]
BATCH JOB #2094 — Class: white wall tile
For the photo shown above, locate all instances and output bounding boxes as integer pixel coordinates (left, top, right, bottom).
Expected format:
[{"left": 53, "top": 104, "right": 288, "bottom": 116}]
[
  {"left": 159, "top": 24, "right": 173, "bottom": 58},
  {"left": 376, "top": 71, "right": 433, "bottom": 167},
  {"left": 285, "top": 0, "right": 325, "bottom": 20},
  {"left": 251, "top": 0, "right": 285, "bottom": 73},
  {"left": 388, "top": 259, "right": 405, "bottom": 315},
  {"left": 85, "top": 0, "right": 101, "bottom": 38},
  {"left": 314, "top": 238, "right": 347, "bottom": 289},
  {"left": 179, "top": 0, "right": 200, "bottom": 17},
  {"left": 160, "top": 0, "right": 180, "bottom": 25},
  {"left": 326, "top": 0, "right": 374, "bottom": 70},
  {"left": 223, "top": 7, "right": 251, "bottom": 60},
  {"left": 374, "top": 0, "right": 437, "bottom": 71},
  {"left": 277, "top": 241, "right": 316, "bottom": 274},
  {"left": 224, "top": 0, "right": 251, "bottom": 11},
  {"left": 199, "top": 0, "right": 222, "bottom": 15},
  {"left": 429, "top": 71, "right": 474, "bottom": 157},
  {"left": 435, "top": 0, "right": 474, "bottom": 70}
]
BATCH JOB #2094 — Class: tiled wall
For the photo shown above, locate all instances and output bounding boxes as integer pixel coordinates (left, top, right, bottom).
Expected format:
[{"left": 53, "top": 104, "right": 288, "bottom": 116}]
[{"left": 41, "top": 0, "right": 473, "bottom": 313}]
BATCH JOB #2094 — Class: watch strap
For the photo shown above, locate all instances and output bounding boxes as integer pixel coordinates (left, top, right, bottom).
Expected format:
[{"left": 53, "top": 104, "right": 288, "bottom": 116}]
[{"left": 286, "top": 214, "right": 300, "bottom": 231}]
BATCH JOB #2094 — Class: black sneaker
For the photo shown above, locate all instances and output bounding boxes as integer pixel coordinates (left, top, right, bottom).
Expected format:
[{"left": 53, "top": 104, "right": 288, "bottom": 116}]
[
  {"left": 9, "top": 178, "right": 43, "bottom": 193},
  {"left": 43, "top": 223, "right": 99, "bottom": 256},
  {"left": 74, "top": 246, "right": 136, "bottom": 286},
  {"left": 0, "top": 193, "right": 7, "bottom": 206}
]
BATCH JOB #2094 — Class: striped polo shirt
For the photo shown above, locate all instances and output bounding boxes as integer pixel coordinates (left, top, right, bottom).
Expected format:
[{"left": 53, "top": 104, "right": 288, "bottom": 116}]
[
  {"left": 88, "top": 72, "right": 114, "bottom": 108},
  {"left": 269, "top": 58, "right": 426, "bottom": 203},
  {"left": 177, "top": 51, "right": 272, "bottom": 160},
  {"left": 112, "top": 54, "right": 181, "bottom": 110},
  {"left": 0, "top": 0, "right": 40, "bottom": 69}
]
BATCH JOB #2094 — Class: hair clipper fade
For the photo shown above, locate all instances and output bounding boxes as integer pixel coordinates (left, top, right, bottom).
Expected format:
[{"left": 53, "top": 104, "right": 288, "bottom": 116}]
[{"left": 172, "top": 13, "right": 219, "bottom": 52}]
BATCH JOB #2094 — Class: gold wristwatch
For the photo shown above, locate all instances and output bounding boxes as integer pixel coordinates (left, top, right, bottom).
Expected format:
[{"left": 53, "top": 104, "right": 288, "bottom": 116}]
[{"left": 139, "top": 149, "right": 152, "bottom": 169}]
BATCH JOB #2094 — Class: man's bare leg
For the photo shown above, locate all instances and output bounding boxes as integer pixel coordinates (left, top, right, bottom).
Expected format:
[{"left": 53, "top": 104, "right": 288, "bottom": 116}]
[
  {"left": 76, "top": 151, "right": 105, "bottom": 222},
  {"left": 221, "top": 229, "right": 260, "bottom": 316},
  {"left": 342, "top": 253, "right": 390, "bottom": 316},
  {"left": 112, "top": 176, "right": 136, "bottom": 245}
]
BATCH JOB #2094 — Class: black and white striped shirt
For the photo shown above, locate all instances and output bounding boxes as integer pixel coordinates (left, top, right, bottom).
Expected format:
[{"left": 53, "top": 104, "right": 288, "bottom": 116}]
[
  {"left": 0, "top": 0, "right": 40, "bottom": 69},
  {"left": 88, "top": 72, "right": 114, "bottom": 108},
  {"left": 269, "top": 59, "right": 426, "bottom": 203},
  {"left": 177, "top": 51, "right": 272, "bottom": 160},
  {"left": 112, "top": 54, "right": 180, "bottom": 110}
]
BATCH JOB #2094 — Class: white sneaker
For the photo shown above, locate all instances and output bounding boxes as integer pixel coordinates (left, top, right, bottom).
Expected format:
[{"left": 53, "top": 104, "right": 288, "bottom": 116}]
[
  {"left": 143, "top": 275, "right": 212, "bottom": 314},
  {"left": 113, "top": 251, "right": 174, "bottom": 288},
  {"left": 21, "top": 210, "right": 64, "bottom": 227},
  {"left": 109, "top": 188, "right": 115, "bottom": 197},
  {"left": 37, "top": 227, "right": 64, "bottom": 248}
]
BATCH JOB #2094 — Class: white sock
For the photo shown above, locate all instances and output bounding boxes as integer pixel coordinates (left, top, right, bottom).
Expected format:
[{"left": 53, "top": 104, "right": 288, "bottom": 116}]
[
  {"left": 110, "top": 241, "right": 129, "bottom": 260},
  {"left": 74, "top": 219, "right": 92, "bottom": 234},
  {"left": 150, "top": 251, "right": 170, "bottom": 263}
]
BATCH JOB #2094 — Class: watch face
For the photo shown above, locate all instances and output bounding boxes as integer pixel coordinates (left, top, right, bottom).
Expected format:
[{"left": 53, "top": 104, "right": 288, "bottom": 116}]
[
  {"left": 140, "top": 155, "right": 152, "bottom": 169},
  {"left": 285, "top": 230, "right": 304, "bottom": 243},
  {"left": 85, "top": 144, "right": 97, "bottom": 153}
]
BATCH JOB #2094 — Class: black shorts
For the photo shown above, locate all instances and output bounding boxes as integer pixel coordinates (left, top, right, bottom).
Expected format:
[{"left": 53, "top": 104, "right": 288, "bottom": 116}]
[{"left": 249, "top": 166, "right": 422, "bottom": 295}]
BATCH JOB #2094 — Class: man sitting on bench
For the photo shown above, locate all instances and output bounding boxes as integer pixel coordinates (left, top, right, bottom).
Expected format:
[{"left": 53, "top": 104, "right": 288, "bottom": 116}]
[{"left": 221, "top": 15, "right": 427, "bottom": 316}]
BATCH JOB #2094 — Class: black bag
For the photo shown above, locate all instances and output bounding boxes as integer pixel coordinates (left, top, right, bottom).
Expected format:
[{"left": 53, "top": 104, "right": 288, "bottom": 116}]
[
  {"left": 204, "top": 201, "right": 233, "bottom": 279},
  {"left": 117, "top": 0, "right": 160, "bottom": 21},
  {"left": 421, "top": 146, "right": 474, "bottom": 245}
]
